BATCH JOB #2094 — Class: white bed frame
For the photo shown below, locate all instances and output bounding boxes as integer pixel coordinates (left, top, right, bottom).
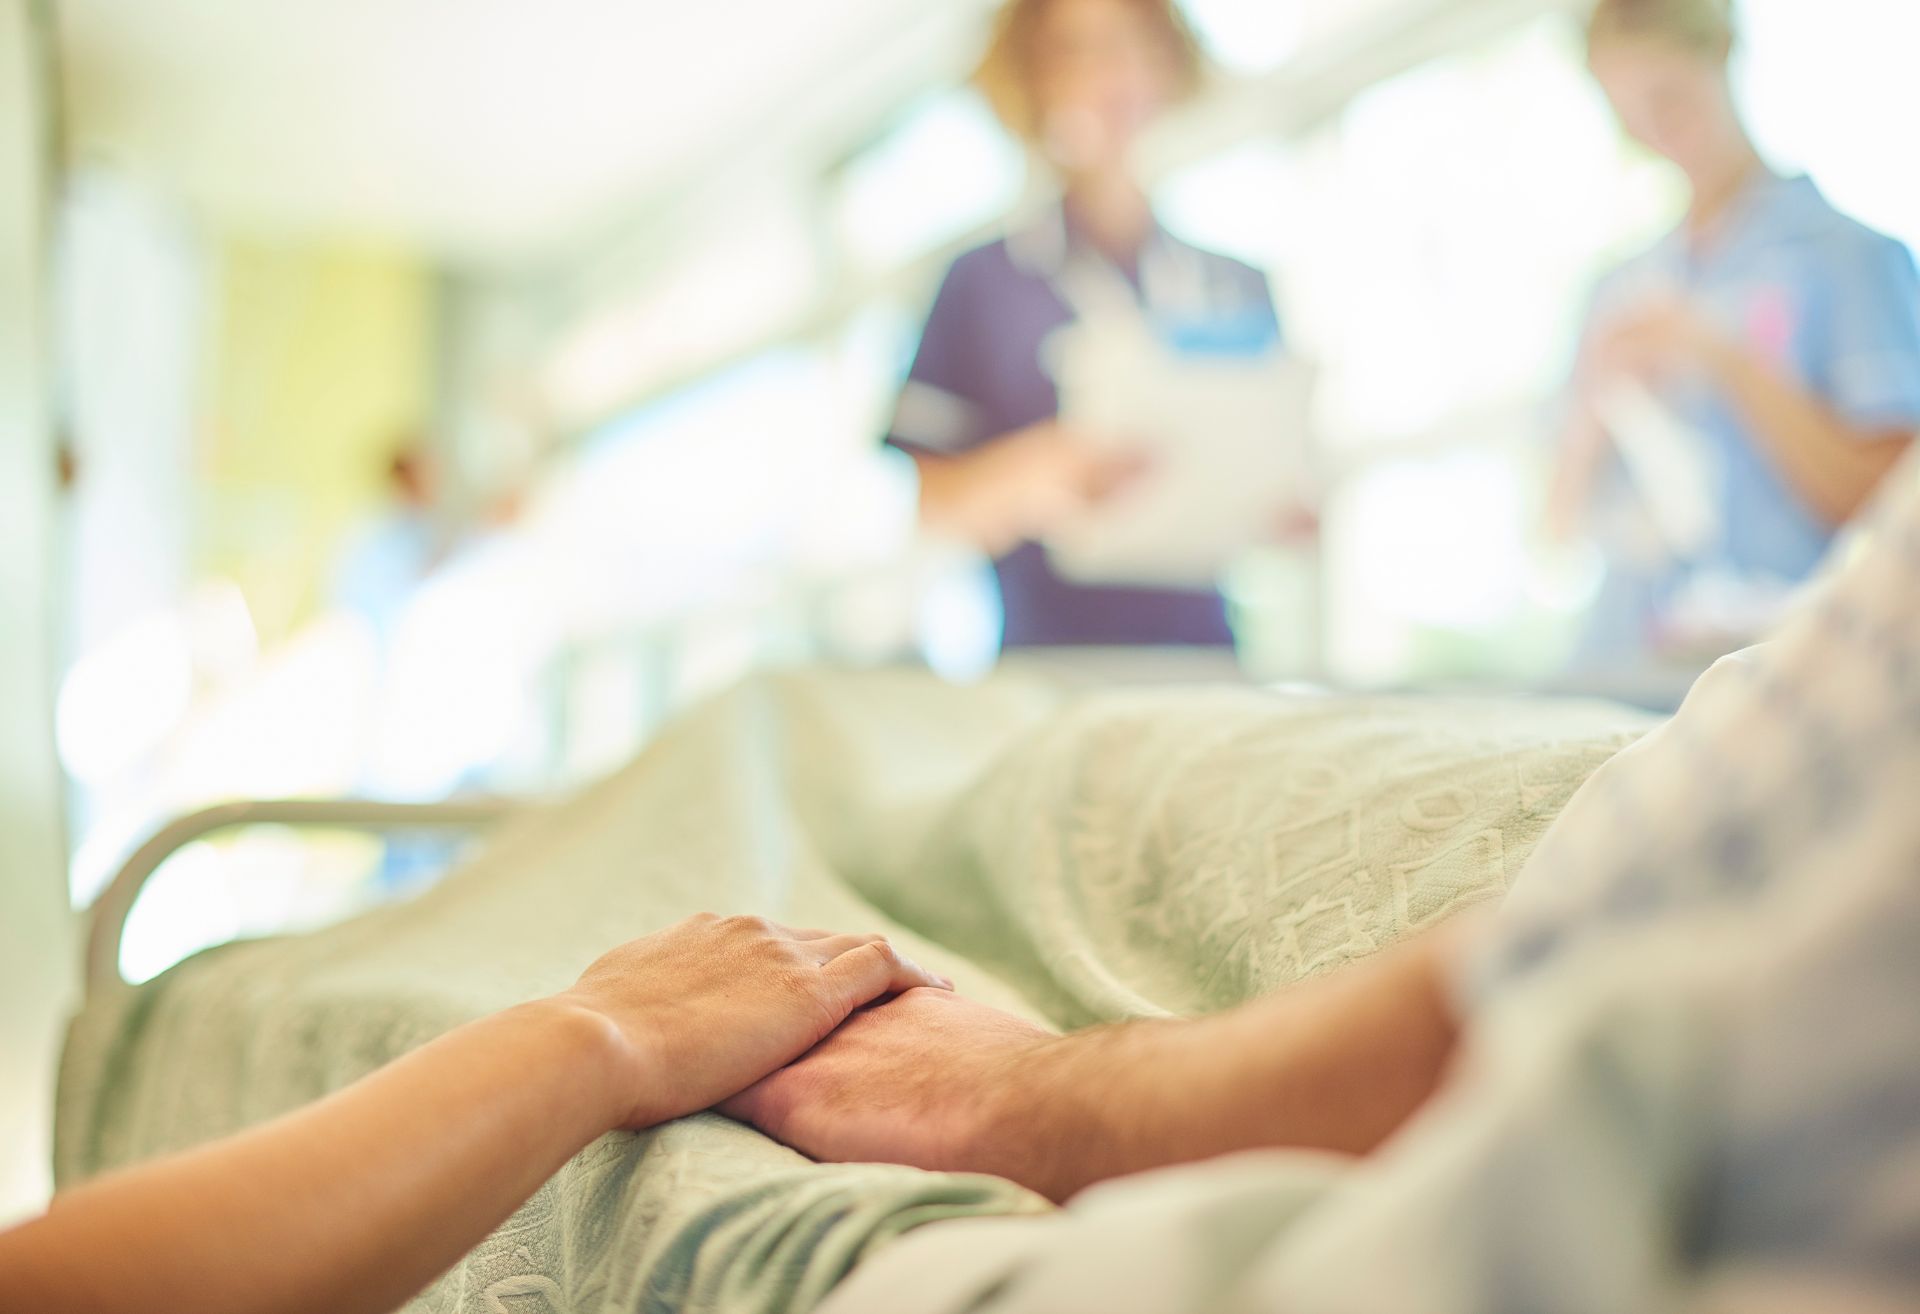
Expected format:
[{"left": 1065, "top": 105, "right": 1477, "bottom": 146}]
[{"left": 84, "top": 798, "right": 517, "bottom": 1000}]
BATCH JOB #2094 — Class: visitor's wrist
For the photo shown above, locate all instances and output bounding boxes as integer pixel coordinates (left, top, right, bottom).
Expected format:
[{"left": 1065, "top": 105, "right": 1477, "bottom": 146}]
[{"left": 521, "top": 995, "right": 639, "bottom": 1134}]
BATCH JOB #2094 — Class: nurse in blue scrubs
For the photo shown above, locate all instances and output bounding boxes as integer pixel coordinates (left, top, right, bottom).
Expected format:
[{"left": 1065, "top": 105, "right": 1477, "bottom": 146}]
[
  {"left": 885, "top": 0, "right": 1283, "bottom": 649},
  {"left": 1549, "top": 0, "right": 1920, "bottom": 662}
]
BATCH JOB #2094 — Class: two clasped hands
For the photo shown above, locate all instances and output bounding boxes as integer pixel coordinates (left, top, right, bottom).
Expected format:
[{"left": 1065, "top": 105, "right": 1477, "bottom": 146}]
[
  {"left": 1, "top": 911, "right": 1460, "bottom": 1314},
  {"left": 572, "top": 910, "right": 1460, "bottom": 1208}
]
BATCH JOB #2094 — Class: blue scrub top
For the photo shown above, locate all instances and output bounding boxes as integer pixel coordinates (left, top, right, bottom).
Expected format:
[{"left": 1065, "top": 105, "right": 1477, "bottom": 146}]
[
  {"left": 1584, "top": 174, "right": 1920, "bottom": 596},
  {"left": 886, "top": 204, "right": 1283, "bottom": 649}
]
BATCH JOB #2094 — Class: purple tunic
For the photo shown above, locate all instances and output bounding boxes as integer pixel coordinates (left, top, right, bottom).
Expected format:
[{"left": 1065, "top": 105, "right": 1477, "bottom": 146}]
[{"left": 886, "top": 207, "right": 1282, "bottom": 648}]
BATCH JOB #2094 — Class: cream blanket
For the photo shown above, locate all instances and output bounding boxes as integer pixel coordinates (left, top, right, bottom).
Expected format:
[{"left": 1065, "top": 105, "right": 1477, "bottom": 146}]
[{"left": 56, "top": 670, "right": 1649, "bottom": 1313}]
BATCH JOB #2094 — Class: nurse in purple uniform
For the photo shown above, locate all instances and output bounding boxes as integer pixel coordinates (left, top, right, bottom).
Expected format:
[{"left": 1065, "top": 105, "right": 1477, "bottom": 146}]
[{"left": 885, "top": 0, "right": 1283, "bottom": 649}]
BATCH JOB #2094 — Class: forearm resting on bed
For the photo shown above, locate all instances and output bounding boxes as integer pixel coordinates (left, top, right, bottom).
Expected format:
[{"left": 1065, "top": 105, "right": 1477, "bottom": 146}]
[
  {"left": 987, "top": 928, "right": 1462, "bottom": 1198},
  {"left": 0, "top": 998, "right": 627, "bottom": 1314}
]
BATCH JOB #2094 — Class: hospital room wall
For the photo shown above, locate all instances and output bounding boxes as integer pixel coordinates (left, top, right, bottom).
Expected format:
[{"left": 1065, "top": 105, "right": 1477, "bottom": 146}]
[
  {"left": 197, "top": 239, "right": 435, "bottom": 643},
  {"left": 51, "top": 212, "right": 443, "bottom": 952},
  {"left": 0, "top": 0, "right": 77, "bottom": 1225}
]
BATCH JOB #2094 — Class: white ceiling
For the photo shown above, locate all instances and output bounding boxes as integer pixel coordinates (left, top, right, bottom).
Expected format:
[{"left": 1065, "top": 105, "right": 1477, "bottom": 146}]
[{"left": 55, "top": 0, "right": 980, "bottom": 266}]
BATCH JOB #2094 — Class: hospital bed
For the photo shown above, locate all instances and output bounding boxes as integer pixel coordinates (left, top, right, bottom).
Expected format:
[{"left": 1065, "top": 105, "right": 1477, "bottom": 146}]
[{"left": 61, "top": 667, "right": 1656, "bottom": 1313}]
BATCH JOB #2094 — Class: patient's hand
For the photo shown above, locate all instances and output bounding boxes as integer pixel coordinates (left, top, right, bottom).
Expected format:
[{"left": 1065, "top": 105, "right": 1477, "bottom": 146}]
[
  {"left": 723, "top": 989, "right": 1060, "bottom": 1184},
  {"left": 560, "top": 914, "right": 951, "bottom": 1131},
  {"left": 729, "top": 930, "right": 1467, "bottom": 1202},
  {"left": 726, "top": 991, "right": 1231, "bottom": 1202}
]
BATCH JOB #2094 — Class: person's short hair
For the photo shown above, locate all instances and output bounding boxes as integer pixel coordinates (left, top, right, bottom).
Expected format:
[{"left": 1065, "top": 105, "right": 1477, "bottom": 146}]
[
  {"left": 973, "top": 0, "right": 1209, "bottom": 143},
  {"left": 1586, "top": 0, "right": 1737, "bottom": 62}
]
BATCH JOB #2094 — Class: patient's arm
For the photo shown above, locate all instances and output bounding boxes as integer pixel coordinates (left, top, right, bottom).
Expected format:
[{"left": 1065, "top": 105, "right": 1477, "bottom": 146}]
[
  {"left": 726, "top": 925, "right": 1466, "bottom": 1203},
  {"left": 0, "top": 915, "right": 948, "bottom": 1314}
]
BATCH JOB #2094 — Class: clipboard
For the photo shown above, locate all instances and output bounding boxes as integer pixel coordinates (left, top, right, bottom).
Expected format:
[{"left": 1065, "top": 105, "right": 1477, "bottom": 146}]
[{"left": 1043, "top": 313, "right": 1314, "bottom": 588}]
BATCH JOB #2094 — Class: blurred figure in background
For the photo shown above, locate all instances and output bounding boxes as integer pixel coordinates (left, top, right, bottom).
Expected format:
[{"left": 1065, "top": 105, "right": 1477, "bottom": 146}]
[
  {"left": 1548, "top": 0, "right": 1920, "bottom": 672},
  {"left": 333, "top": 441, "right": 453, "bottom": 649},
  {"left": 887, "top": 0, "right": 1284, "bottom": 649}
]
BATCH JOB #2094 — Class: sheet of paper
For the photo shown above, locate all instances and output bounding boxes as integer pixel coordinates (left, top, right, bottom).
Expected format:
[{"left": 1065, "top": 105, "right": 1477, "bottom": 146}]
[
  {"left": 1593, "top": 379, "right": 1722, "bottom": 561},
  {"left": 1044, "top": 319, "right": 1313, "bottom": 588}
]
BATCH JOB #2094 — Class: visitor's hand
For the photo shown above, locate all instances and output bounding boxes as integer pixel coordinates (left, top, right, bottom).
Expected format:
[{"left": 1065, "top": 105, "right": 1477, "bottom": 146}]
[
  {"left": 722, "top": 988, "right": 1065, "bottom": 1186},
  {"left": 557, "top": 914, "right": 952, "bottom": 1132}
]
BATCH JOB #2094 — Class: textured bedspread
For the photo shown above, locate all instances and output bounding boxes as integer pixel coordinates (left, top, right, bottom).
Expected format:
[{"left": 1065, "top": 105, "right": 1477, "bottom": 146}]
[{"left": 56, "top": 670, "right": 1652, "bottom": 1313}]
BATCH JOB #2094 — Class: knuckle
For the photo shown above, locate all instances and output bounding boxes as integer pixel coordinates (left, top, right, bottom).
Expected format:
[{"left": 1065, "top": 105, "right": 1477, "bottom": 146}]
[{"left": 765, "top": 955, "right": 805, "bottom": 987}]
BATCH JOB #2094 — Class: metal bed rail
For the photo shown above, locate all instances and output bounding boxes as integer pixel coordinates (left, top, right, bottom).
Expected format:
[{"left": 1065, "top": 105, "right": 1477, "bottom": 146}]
[{"left": 84, "top": 797, "right": 518, "bottom": 1001}]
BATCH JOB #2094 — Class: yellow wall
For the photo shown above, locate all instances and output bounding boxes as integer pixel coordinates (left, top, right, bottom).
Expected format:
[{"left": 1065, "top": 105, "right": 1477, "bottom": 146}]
[
  {"left": 200, "top": 239, "right": 433, "bottom": 640},
  {"left": 1, "top": 0, "right": 77, "bottom": 1224}
]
